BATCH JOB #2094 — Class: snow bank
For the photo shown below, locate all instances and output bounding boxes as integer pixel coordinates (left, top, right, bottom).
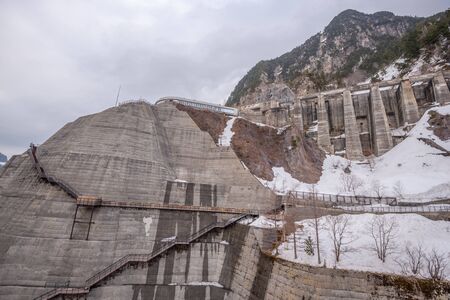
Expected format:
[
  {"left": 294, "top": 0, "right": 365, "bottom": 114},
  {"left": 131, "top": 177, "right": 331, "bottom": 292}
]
[
  {"left": 218, "top": 117, "right": 236, "bottom": 146},
  {"left": 249, "top": 216, "right": 283, "bottom": 228},
  {"left": 277, "top": 214, "right": 450, "bottom": 280}
]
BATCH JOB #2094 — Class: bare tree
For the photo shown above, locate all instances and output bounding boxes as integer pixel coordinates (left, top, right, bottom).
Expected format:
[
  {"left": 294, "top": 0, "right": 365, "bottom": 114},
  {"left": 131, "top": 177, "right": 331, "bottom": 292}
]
[
  {"left": 425, "top": 249, "right": 448, "bottom": 280},
  {"left": 392, "top": 181, "right": 404, "bottom": 200},
  {"left": 325, "top": 215, "right": 353, "bottom": 263},
  {"left": 370, "top": 180, "right": 385, "bottom": 200},
  {"left": 310, "top": 184, "right": 321, "bottom": 265},
  {"left": 395, "top": 244, "right": 424, "bottom": 275},
  {"left": 340, "top": 173, "right": 364, "bottom": 195},
  {"left": 369, "top": 215, "right": 398, "bottom": 262}
]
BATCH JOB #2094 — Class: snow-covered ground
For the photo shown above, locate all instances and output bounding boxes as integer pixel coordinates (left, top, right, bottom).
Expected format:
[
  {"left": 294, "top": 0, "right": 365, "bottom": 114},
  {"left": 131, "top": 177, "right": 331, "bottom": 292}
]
[
  {"left": 248, "top": 215, "right": 283, "bottom": 228},
  {"left": 377, "top": 58, "right": 406, "bottom": 80},
  {"left": 276, "top": 214, "right": 450, "bottom": 280},
  {"left": 255, "top": 105, "right": 450, "bottom": 202}
]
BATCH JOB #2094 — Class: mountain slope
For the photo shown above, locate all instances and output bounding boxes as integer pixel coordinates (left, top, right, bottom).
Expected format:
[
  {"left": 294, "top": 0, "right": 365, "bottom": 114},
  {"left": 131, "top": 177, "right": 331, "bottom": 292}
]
[{"left": 227, "top": 9, "right": 449, "bottom": 107}]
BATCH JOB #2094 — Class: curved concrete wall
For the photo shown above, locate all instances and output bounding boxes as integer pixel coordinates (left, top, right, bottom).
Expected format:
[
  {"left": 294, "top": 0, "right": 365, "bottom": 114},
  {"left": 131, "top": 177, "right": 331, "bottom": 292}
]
[{"left": 34, "top": 102, "right": 275, "bottom": 210}]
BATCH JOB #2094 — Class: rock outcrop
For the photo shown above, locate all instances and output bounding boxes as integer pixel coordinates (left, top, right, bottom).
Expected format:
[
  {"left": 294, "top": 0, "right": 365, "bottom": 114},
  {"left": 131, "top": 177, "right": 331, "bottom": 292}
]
[{"left": 227, "top": 9, "right": 450, "bottom": 107}]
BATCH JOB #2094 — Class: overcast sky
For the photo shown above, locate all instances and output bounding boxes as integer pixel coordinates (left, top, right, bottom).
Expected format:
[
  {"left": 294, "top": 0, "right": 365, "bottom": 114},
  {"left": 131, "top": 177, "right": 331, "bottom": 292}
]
[{"left": 0, "top": 0, "right": 448, "bottom": 158}]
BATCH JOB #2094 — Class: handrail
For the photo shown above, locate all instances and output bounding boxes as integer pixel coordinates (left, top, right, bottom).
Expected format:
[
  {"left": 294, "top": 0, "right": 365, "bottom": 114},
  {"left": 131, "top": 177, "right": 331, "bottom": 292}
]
[
  {"left": 78, "top": 198, "right": 260, "bottom": 215},
  {"left": 28, "top": 144, "right": 81, "bottom": 199},
  {"left": 35, "top": 214, "right": 250, "bottom": 300},
  {"left": 290, "top": 190, "right": 397, "bottom": 206},
  {"left": 338, "top": 204, "right": 450, "bottom": 213},
  {"left": 155, "top": 96, "right": 238, "bottom": 116}
]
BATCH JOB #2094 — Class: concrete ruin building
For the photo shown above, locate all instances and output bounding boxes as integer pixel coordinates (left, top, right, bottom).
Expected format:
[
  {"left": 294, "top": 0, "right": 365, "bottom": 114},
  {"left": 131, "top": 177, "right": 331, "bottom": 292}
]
[{"left": 239, "top": 71, "right": 450, "bottom": 160}]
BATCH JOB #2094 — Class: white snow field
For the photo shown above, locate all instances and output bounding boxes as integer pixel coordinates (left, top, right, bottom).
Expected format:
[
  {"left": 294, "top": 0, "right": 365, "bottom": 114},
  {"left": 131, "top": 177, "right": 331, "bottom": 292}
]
[
  {"left": 274, "top": 213, "right": 450, "bottom": 280},
  {"left": 255, "top": 105, "right": 450, "bottom": 202}
]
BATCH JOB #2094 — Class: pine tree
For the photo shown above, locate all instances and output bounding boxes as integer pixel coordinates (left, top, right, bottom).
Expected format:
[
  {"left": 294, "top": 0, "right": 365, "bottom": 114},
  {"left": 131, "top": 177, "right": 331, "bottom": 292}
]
[{"left": 305, "top": 236, "right": 314, "bottom": 256}]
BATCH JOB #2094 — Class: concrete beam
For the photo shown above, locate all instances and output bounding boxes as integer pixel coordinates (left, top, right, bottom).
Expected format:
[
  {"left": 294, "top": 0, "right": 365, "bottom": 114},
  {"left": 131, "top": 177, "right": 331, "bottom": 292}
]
[
  {"left": 343, "top": 90, "right": 364, "bottom": 161},
  {"left": 369, "top": 85, "right": 393, "bottom": 156},
  {"left": 292, "top": 98, "right": 304, "bottom": 131},
  {"left": 398, "top": 79, "right": 420, "bottom": 124},
  {"left": 432, "top": 72, "right": 450, "bottom": 105},
  {"left": 316, "top": 94, "right": 332, "bottom": 153},
  {"left": 299, "top": 71, "right": 449, "bottom": 101}
]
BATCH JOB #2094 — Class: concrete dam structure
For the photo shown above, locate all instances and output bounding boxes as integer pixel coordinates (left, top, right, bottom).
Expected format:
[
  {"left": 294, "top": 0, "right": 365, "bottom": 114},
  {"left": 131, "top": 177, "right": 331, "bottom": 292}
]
[
  {"left": 240, "top": 71, "right": 450, "bottom": 159},
  {"left": 0, "top": 100, "right": 447, "bottom": 299}
]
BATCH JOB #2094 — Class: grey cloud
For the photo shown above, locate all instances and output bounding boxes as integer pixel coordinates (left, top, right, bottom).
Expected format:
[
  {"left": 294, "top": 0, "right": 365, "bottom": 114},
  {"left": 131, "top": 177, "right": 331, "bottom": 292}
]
[{"left": 0, "top": 0, "right": 448, "bottom": 158}]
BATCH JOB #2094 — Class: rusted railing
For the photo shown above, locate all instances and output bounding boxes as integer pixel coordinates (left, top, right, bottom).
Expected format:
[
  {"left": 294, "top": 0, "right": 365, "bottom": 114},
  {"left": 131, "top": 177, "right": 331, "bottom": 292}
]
[{"left": 34, "top": 214, "right": 250, "bottom": 300}]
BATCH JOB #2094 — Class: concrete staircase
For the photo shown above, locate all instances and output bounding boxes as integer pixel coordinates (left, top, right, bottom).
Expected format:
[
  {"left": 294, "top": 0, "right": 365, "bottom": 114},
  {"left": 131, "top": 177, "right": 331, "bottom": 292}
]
[{"left": 34, "top": 213, "right": 251, "bottom": 299}]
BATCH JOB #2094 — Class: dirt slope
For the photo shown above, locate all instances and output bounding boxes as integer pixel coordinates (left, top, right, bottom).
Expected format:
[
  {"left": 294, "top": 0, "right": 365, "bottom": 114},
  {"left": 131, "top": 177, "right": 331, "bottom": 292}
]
[{"left": 177, "top": 104, "right": 325, "bottom": 184}]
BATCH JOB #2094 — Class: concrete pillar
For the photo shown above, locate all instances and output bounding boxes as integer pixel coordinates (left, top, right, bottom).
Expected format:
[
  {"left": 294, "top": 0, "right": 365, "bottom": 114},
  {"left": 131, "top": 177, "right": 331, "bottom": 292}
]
[
  {"left": 292, "top": 98, "right": 304, "bottom": 131},
  {"left": 369, "top": 85, "right": 393, "bottom": 156},
  {"left": 398, "top": 79, "right": 420, "bottom": 124},
  {"left": 316, "top": 94, "right": 332, "bottom": 153},
  {"left": 343, "top": 90, "right": 364, "bottom": 161},
  {"left": 432, "top": 72, "right": 450, "bottom": 105}
]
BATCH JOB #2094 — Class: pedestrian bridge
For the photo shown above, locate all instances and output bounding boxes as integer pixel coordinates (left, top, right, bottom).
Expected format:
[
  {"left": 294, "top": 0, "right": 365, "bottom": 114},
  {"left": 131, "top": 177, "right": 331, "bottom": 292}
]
[{"left": 155, "top": 96, "right": 238, "bottom": 116}]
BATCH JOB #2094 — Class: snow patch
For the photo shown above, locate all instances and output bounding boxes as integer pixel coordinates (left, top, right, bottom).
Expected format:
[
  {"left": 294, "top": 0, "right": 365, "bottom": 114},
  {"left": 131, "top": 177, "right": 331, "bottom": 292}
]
[
  {"left": 174, "top": 179, "right": 188, "bottom": 183},
  {"left": 143, "top": 217, "right": 153, "bottom": 237},
  {"left": 377, "top": 58, "right": 405, "bottom": 80},
  {"left": 256, "top": 167, "right": 304, "bottom": 195},
  {"left": 352, "top": 89, "right": 370, "bottom": 95},
  {"left": 161, "top": 236, "right": 176, "bottom": 242},
  {"left": 218, "top": 117, "right": 236, "bottom": 146},
  {"left": 250, "top": 216, "right": 283, "bottom": 228}
]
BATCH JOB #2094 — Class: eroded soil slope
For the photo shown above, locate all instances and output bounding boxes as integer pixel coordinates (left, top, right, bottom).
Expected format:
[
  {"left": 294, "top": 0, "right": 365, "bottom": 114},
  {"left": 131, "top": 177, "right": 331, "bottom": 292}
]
[
  {"left": 428, "top": 110, "right": 449, "bottom": 141},
  {"left": 176, "top": 104, "right": 228, "bottom": 142},
  {"left": 177, "top": 104, "right": 325, "bottom": 184},
  {"left": 231, "top": 118, "right": 324, "bottom": 183}
]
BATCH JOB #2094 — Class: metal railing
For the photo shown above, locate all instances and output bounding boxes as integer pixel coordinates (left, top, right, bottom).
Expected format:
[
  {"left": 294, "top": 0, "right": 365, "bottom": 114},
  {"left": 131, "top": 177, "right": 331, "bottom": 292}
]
[
  {"left": 28, "top": 144, "right": 80, "bottom": 199},
  {"left": 291, "top": 191, "right": 397, "bottom": 206},
  {"left": 34, "top": 214, "right": 250, "bottom": 300},
  {"left": 339, "top": 205, "right": 450, "bottom": 213},
  {"left": 155, "top": 96, "right": 238, "bottom": 116},
  {"left": 88, "top": 199, "right": 260, "bottom": 215},
  {"left": 117, "top": 99, "right": 151, "bottom": 106}
]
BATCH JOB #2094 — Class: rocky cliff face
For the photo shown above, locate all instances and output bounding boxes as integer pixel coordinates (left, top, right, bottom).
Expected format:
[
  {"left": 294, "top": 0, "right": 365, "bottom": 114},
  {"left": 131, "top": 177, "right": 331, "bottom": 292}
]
[{"left": 227, "top": 9, "right": 449, "bottom": 107}]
